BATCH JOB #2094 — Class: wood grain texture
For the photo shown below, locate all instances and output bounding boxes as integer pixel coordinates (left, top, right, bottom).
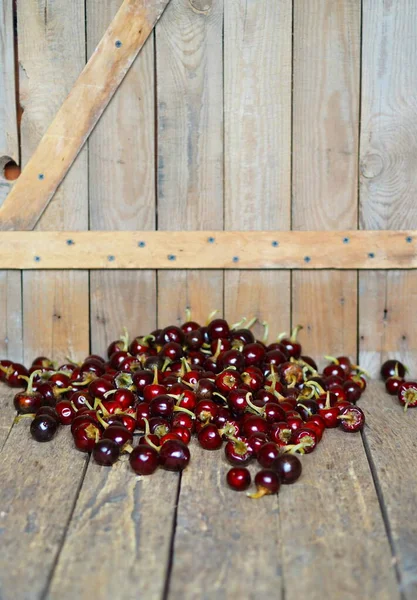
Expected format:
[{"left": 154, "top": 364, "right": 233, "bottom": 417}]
[
  {"left": 280, "top": 423, "right": 400, "bottom": 600},
  {"left": 224, "top": 0, "right": 291, "bottom": 342},
  {"left": 225, "top": 270, "right": 290, "bottom": 342},
  {"left": 90, "top": 270, "right": 157, "bottom": 355},
  {"left": 168, "top": 441, "right": 283, "bottom": 600},
  {"left": 0, "top": 0, "right": 19, "bottom": 202},
  {"left": 0, "top": 418, "right": 88, "bottom": 599},
  {"left": 362, "top": 382, "right": 417, "bottom": 600},
  {"left": 359, "top": 0, "right": 417, "bottom": 375},
  {"left": 1, "top": 230, "right": 417, "bottom": 269},
  {"left": 0, "top": 383, "right": 15, "bottom": 451},
  {"left": 292, "top": 270, "right": 357, "bottom": 370},
  {"left": 292, "top": 0, "right": 360, "bottom": 362},
  {"left": 22, "top": 270, "right": 89, "bottom": 365},
  {"left": 0, "top": 0, "right": 171, "bottom": 231},
  {"left": 156, "top": 0, "right": 224, "bottom": 323},
  {"left": 18, "top": 0, "right": 89, "bottom": 364},
  {"left": 359, "top": 270, "right": 417, "bottom": 376},
  {"left": 157, "top": 270, "right": 224, "bottom": 327},
  {"left": 46, "top": 458, "right": 178, "bottom": 600},
  {"left": 0, "top": 271, "right": 22, "bottom": 361},
  {"left": 87, "top": 0, "right": 156, "bottom": 356},
  {"left": 0, "top": 2, "right": 23, "bottom": 390}
]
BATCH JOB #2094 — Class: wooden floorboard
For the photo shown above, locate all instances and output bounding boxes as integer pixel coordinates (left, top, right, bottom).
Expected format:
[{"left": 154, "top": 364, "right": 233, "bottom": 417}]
[
  {"left": 167, "top": 441, "right": 283, "bottom": 600},
  {"left": 361, "top": 382, "right": 417, "bottom": 600},
  {"left": 280, "top": 426, "right": 399, "bottom": 600},
  {"left": 0, "top": 415, "right": 88, "bottom": 599},
  {"left": 0, "top": 382, "right": 413, "bottom": 599},
  {"left": 0, "top": 384, "right": 16, "bottom": 451},
  {"left": 46, "top": 457, "right": 179, "bottom": 600}
]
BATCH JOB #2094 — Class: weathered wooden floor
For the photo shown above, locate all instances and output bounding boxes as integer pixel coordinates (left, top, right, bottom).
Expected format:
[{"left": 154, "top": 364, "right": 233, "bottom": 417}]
[{"left": 0, "top": 381, "right": 416, "bottom": 600}]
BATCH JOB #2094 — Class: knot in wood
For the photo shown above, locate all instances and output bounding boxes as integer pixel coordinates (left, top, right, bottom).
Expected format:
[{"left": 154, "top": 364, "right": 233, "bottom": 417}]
[
  {"left": 189, "top": 0, "right": 213, "bottom": 14},
  {"left": 360, "top": 153, "right": 384, "bottom": 179}
]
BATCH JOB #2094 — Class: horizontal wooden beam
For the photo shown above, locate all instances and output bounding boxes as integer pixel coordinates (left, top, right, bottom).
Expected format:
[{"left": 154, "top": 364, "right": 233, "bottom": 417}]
[{"left": 0, "top": 231, "right": 415, "bottom": 270}]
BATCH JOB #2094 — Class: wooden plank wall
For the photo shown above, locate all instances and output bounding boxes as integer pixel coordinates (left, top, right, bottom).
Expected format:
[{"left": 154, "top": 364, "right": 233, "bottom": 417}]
[
  {"left": 292, "top": 0, "right": 360, "bottom": 368},
  {"left": 359, "top": 0, "right": 417, "bottom": 376},
  {"left": 0, "top": 0, "right": 19, "bottom": 199},
  {"left": 0, "top": 0, "right": 416, "bottom": 369},
  {"left": 87, "top": 0, "right": 157, "bottom": 351},
  {"left": 0, "top": 0, "right": 22, "bottom": 363},
  {"left": 156, "top": 0, "right": 224, "bottom": 326},
  {"left": 224, "top": 0, "right": 291, "bottom": 340},
  {"left": 18, "top": 0, "right": 89, "bottom": 363}
]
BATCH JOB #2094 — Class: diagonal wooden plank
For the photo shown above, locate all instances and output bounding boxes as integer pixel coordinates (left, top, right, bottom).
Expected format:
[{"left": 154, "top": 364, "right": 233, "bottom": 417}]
[
  {"left": 0, "top": 0, "right": 171, "bottom": 231},
  {"left": 362, "top": 382, "right": 417, "bottom": 599}
]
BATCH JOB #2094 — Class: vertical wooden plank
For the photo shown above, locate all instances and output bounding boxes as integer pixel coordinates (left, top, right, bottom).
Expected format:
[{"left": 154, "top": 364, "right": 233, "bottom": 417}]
[
  {"left": 292, "top": 270, "right": 357, "bottom": 362},
  {"left": 19, "top": 0, "right": 89, "bottom": 364},
  {"left": 0, "top": 0, "right": 19, "bottom": 200},
  {"left": 0, "top": 1, "right": 23, "bottom": 372},
  {"left": 156, "top": 0, "right": 224, "bottom": 327},
  {"left": 224, "top": 0, "right": 292, "bottom": 341},
  {"left": 292, "top": 0, "right": 360, "bottom": 366},
  {"left": 0, "top": 271, "right": 22, "bottom": 362},
  {"left": 157, "top": 270, "right": 223, "bottom": 328},
  {"left": 87, "top": 0, "right": 156, "bottom": 352},
  {"left": 359, "top": 0, "right": 417, "bottom": 376}
]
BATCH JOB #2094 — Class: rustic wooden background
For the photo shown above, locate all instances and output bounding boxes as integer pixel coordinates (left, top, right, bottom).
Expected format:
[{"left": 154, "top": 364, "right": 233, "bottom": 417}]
[{"left": 1, "top": 0, "right": 417, "bottom": 375}]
